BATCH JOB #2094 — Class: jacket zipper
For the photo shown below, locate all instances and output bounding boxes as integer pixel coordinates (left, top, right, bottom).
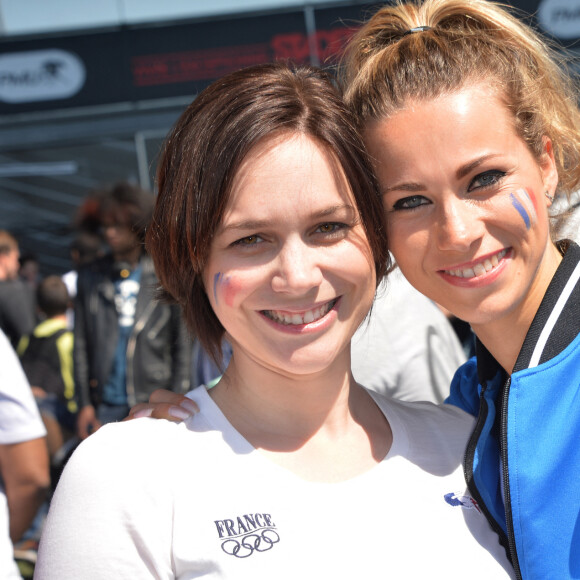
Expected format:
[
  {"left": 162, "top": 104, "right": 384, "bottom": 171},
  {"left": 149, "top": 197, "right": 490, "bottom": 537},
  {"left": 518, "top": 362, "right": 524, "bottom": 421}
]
[
  {"left": 500, "top": 376, "right": 522, "bottom": 579},
  {"left": 463, "top": 383, "right": 511, "bottom": 548},
  {"left": 125, "top": 300, "right": 157, "bottom": 406}
]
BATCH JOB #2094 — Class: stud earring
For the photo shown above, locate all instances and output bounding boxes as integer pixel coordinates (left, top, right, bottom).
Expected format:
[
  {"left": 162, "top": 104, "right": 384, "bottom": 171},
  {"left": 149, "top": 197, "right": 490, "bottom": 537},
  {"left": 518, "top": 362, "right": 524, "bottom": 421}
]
[{"left": 544, "top": 190, "right": 554, "bottom": 203}]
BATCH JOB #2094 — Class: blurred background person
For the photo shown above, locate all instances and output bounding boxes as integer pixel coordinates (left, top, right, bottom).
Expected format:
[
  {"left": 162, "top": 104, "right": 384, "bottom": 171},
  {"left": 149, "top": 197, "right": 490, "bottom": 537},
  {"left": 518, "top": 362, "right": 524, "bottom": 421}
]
[
  {"left": 552, "top": 189, "right": 580, "bottom": 245},
  {"left": 18, "top": 253, "right": 41, "bottom": 296},
  {"left": 15, "top": 276, "right": 76, "bottom": 573},
  {"left": 0, "top": 327, "right": 50, "bottom": 579},
  {"left": 18, "top": 276, "right": 77, "bottom": 463},
  {"left": 73, "top": 182, "right": 191, "bottom": 440},
  {"left": 62, "top": 230, "right": 104, "bottom": 330},
  {"left": 0, "top": 230, "right": 36, "bottom": 350}
]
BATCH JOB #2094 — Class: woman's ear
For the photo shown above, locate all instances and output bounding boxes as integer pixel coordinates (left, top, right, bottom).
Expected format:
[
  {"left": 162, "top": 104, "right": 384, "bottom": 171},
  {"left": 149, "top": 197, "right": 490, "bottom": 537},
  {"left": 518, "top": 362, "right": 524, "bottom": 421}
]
[{"left": 540, "top": 136, "right": 559, "bottom": 206}]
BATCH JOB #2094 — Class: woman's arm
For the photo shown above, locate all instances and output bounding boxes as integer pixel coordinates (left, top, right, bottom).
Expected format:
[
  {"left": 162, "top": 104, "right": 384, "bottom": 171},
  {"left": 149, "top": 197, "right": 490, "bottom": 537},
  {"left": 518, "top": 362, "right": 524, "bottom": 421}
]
[{"left": 0, "top": 437, "right": 50, "bottom": 543}]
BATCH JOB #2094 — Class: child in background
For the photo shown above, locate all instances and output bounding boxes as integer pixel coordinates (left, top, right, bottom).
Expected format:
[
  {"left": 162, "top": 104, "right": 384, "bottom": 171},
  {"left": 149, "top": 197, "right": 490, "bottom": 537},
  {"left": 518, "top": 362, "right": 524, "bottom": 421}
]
[{"left": 19, "top": 276, "right": 76, "bottom": 462}]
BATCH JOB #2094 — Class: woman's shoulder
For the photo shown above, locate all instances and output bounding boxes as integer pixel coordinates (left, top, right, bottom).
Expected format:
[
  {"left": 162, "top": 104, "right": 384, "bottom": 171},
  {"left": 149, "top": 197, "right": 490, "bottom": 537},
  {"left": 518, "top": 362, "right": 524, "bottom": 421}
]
[
  {"left": 368, "top": 389, "right": 476, "bottom": 475},
  {"left": 65, "top": 387, "right": 242, "bottom": 482},
  {"left": 65, "top": 418, "right": 182, "bottom": 478}
]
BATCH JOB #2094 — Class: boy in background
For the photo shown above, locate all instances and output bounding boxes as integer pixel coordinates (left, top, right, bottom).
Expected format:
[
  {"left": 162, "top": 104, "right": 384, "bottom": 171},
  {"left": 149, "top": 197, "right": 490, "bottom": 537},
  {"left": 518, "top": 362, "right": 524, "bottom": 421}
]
[{"left": 18, "top": 276, "right": 76, "bottom": 461}]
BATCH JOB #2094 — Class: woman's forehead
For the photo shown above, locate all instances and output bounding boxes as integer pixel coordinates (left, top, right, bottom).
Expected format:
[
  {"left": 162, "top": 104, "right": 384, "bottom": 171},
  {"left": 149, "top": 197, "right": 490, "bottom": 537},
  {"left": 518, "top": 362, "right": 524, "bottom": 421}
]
[{"left": 222, "top": 134, "right": 356, "bottom": 223}]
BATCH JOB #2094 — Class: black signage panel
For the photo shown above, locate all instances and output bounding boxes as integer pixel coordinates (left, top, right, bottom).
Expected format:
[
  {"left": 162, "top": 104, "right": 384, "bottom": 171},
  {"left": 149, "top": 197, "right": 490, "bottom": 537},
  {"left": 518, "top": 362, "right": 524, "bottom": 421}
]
[
  {"left": 125, "top": 11, "right": 309, "bottom": 101},
  {"left": 0, "top": 11, "right": 308, "bottom": 115},
  {"left": 316, "top": 0, "right": 580, "bottom": 51},
  {"left": 0, "top": 30, "right": 129, "bottom": 114},
  {"left": 0, "top": 0, "right": 576, "bottom": 117},
  {"left": 507, "top": 0, "right": 580, "bottom": 45},
  {"left": 313, "top": 2, "right": 382, "bottom": 67}
]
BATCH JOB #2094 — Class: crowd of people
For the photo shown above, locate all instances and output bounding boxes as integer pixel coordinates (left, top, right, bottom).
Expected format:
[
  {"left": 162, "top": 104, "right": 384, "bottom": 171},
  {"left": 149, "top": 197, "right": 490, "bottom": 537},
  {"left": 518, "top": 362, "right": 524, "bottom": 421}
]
[
  {"left": 0, "top": 182, "right": 197, "bottom": 577},
  {"left": 0, "top": 0, "right": 579, "bottom": 578}
]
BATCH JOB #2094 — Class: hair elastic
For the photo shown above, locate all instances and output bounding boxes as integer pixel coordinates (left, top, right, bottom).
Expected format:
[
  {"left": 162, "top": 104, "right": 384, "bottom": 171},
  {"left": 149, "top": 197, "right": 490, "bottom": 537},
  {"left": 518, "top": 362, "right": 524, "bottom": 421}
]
[{"left": 403, "top": 25, "right": 432, "bottom": 36}]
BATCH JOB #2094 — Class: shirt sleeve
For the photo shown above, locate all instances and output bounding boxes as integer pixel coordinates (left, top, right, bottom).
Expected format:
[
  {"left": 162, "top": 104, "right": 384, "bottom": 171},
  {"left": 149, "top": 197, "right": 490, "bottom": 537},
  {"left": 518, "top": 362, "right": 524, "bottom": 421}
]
[{"left": 0, "top": 329, "right": 46, "bottom": 444}]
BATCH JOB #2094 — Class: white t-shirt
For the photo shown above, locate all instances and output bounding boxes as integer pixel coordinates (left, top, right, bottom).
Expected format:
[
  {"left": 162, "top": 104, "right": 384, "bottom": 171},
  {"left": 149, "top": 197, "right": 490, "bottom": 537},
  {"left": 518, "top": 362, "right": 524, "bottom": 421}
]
[
  {"left": 37, "top": 386, "right": 514, "bottom": 579},
  {"left": 0, "top": 329, "right": 46, "bottom": 580}
]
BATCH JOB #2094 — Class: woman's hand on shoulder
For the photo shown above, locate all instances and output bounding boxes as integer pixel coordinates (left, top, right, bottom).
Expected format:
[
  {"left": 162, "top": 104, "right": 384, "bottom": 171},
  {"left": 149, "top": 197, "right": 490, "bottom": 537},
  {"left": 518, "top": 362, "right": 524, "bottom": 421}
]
[{"left": 125, "top": 389, "right": 199, "bottom": 423}]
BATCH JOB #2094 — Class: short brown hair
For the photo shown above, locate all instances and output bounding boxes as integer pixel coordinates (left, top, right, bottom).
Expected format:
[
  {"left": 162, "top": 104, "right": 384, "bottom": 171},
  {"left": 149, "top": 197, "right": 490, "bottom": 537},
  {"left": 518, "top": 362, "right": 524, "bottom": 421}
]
[
  {"left": 147, "top": 62, "right": 390, "bottom": 362},
  {"left": 37, "top": 275, "right": 70, "bottom": 318},
  {"left": 95, "top": 182, "right": 154, "bottom": 246}
]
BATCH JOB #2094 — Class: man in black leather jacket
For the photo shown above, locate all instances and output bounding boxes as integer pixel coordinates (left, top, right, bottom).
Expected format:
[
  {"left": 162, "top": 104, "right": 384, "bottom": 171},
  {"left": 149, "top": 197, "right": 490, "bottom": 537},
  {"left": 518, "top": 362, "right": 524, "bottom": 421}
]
[{"left": 74, "top": 183, "right": 191, "bottom": 439}]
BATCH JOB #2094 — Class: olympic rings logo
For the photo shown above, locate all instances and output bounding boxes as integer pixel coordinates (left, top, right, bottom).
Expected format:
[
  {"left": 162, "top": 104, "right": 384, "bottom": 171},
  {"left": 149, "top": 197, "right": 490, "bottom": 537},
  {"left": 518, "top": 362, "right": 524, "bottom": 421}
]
[{"left": 221, "top": 529, "right": 280, "bottom": 558}]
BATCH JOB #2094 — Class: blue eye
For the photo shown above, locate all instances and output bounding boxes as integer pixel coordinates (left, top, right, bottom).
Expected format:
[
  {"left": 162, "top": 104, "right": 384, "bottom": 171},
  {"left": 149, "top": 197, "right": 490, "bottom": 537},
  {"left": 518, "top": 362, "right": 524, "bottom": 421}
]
[
  {"left": 392, "top": 195, "right": 430, "bottom": 211},
  {"left": 469, "top": 170, "right": 506, "bottom": 191}
]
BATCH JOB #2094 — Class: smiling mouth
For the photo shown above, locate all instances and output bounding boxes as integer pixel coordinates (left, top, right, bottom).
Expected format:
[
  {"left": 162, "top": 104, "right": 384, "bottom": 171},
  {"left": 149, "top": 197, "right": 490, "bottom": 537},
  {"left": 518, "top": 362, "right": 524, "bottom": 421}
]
[
  {"left": 443, "top": 249, "right": 508, "bottom": 279},
  {"left": 262, "top": 299, "right": 337, "bottom": 325}
]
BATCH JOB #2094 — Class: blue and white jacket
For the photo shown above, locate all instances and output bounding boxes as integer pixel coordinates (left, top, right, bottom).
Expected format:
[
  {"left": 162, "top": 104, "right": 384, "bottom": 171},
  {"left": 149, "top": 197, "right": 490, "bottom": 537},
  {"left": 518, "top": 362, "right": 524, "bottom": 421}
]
[{"left": 446, "top": 240, "right": 580, "bottom": 580}]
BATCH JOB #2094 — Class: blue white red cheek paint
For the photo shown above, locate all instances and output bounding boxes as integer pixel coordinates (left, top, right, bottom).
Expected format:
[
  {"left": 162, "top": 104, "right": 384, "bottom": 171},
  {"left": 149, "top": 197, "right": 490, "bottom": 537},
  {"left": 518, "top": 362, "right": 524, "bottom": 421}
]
[
  {"left": 213, "top": 272, "right": 225, "bottom": 304},
  {"left": 509, "top": 188, "right": 537, "bottom": 230},
  {"left": 213, "top": 272, "right": 238, "bottom": 306}
]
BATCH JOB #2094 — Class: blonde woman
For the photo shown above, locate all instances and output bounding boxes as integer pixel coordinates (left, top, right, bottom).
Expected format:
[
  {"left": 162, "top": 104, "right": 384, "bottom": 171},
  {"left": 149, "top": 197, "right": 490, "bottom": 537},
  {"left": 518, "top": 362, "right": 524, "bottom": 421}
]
[{"left": 343, "top": 1, "right": 580, "bottom": 577}]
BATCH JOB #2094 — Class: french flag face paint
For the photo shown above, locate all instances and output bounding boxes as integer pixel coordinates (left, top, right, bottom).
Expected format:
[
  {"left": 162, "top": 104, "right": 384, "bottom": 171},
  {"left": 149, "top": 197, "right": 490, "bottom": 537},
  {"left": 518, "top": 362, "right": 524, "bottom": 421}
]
[
  {"left": 509, "top": 188, "right": 537, "bottom": 230},
  {"left": 213, "top": 272, "right": 225, "bottom": 304},
  {"left": 213, "top": 272, "right": 238, "bottom": 307}
]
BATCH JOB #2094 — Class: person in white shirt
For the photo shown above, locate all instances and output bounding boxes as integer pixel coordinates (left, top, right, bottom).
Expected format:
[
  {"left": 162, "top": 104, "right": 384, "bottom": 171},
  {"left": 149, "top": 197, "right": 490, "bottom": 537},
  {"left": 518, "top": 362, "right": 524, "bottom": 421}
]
[{"left": 0, "top": 328, "right": 49, "bottom": 579}]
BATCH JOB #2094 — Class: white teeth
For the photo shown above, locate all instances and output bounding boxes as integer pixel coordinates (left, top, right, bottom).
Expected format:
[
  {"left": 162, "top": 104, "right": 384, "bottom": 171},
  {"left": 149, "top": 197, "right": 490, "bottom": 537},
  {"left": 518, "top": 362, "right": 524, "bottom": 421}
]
[
  {"left": 264, "top": 299, "right": 336, "bottom": 325},
  {"left": 445, "top": 249, "right": 507, "bottom": 279}
]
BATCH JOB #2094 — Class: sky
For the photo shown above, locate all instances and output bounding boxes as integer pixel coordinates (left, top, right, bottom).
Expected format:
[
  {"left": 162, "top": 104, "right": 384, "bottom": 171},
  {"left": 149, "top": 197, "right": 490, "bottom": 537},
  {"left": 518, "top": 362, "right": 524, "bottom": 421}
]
[{"left": 0, "top": 0, "right": 340, "bottom": 37}]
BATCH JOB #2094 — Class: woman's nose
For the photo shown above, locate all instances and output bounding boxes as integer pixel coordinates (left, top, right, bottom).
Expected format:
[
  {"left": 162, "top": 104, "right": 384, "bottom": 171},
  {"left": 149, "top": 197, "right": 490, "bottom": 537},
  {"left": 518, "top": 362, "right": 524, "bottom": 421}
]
[
  {"left": 435, "top": 199, "right": 480, "bottom": 252},
  {"left": 271, "top": 238, "right": 323, "bottom": 293}
]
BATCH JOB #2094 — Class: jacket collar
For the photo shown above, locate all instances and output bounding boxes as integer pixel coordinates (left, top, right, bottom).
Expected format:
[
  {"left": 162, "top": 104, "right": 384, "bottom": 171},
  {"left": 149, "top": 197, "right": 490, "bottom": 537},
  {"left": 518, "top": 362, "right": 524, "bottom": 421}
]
[
  {"left": 476, "top": 240, "right": 580, "bottom": 382},
  {"left": 514, "top": 240, "right": 580, "bottom": 372}
]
